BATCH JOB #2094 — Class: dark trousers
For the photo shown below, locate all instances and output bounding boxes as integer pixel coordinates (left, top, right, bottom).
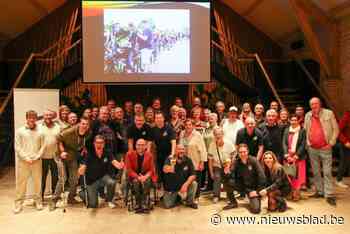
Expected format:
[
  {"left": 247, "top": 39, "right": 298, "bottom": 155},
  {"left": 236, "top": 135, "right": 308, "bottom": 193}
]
[
  {"left": 223, "top": 182, "right": 261, "bottom": 214},
  {"left": 195, "top": 170, "right": 202, "bottom": 198},
  {"left": 41, "top": 158, "right": 58, "bottom": 197},
  {"left": 156, "top": 153, "right": 168, "bottom": 183},
  {"left": 337, "top": 143, "right": 350, "bottom": 181},
  {"left": 267, "top": 189, "right": 287, "bottom": 212},
  {"left": 132, "top": 178, "right": 152, "bottom": 207},
  {"left": 201, "top": 161, "right": 213, "bottom": 190}
]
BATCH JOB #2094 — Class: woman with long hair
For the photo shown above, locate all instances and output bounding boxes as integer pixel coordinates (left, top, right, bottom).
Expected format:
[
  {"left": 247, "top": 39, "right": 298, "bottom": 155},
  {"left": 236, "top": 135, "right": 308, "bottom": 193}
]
[{"left": 259, "top": 151, "right": 291, "bottom": 212}]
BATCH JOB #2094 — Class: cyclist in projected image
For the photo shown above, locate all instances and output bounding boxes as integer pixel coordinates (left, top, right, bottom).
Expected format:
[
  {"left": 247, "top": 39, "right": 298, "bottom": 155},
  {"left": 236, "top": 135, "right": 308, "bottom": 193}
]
[{"left": 104, "top": 19, "right": 189, "bottom": 74}]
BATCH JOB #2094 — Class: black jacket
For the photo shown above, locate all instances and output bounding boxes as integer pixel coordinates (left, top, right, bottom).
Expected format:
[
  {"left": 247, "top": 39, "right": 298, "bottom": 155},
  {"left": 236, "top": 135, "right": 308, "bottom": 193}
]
[
  {"left": 282, "top": 127, "right": 307, "bottom": 160},
  {"left": 265, "top": 167, "right": 291, "bottom": 196}
]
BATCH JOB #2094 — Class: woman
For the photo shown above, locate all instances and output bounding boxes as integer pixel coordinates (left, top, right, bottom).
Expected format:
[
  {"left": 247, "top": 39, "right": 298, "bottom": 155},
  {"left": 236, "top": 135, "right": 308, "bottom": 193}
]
[
  {"left": 145, "top": 107, "right": 155, "bottom": 128},
  {"left": 259, "top": 151, "right": 291, "bottom": 212},
  {"left": 82, "top": 108, "right": 92, "bottom": 120},
  {"left": 169, "top": 105, "right": 184, "bottom": 141},
  {"left": 179, "top": 119, "right": 207, "bottom": 199},
  {"left": 191, "top": 107, "right": 206, "bottom": 135},
  {"left": 282, "top": 114, "right": 306, "bottom": 201}
]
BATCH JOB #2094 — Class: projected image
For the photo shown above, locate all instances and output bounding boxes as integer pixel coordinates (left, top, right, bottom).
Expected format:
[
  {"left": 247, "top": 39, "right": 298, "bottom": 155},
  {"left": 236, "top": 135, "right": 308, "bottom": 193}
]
[{"left": 104, "top": 9, "right": 190, "bottom": 74}]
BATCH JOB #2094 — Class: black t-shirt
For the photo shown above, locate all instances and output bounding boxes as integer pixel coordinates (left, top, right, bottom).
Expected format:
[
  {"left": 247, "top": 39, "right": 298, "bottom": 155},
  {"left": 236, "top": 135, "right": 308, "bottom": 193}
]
[
  {"left": 259, "top": 123, "right": 284, "bottom": 162},
  {"left": 152, "top": 124, "right": 176, "bottom": 158},
  {"left": 163, "top": 156, "right": 195, "bottom": 192},
  {"left": 236, "top": 128, "right": 263, "bottom": 157},
  {"left": 127, "top": 123, "right": 153, "bottom": 148},
  {"left": 91, "top": 120, "right": 118, "bottom": 155},
  {"left": 82, "top": 150, "right": 114, "bottom": 185}
]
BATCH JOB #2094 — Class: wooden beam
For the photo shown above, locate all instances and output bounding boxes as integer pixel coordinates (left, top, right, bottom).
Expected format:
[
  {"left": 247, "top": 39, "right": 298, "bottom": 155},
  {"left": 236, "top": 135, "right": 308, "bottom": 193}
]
[
  {"left": 329, "top": 0, "right": 350, "bottom": 18},
  {"left": 27, "top": 0, "right": 48, "bottom": 16},
  {"left": 297, "top": 0, "right": 335, "bottom": 28},
  {"left": 242, "top": 0, "right": 265, "bottom": 16},
  {"left": 288, "top": 0, "right": 332, "bottom": 76}
]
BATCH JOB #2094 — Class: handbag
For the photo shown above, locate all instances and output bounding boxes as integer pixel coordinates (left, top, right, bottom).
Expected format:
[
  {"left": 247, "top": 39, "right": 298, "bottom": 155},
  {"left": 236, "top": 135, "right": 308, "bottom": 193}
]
[{"left": 283, "top": 163, "right": 297, "bottom": 178}]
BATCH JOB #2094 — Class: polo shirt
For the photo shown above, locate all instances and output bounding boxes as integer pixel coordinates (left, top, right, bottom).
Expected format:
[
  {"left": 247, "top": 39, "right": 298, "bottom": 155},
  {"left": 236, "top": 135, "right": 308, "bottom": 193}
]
[
  {"left": 152, "top": 124, "right": 176, "bottom": 158},
  {"left": 163, "top": 156, "right": 195, "bottom": 192},
  {"left": 127, "top": 123, "right": 153, "bottom": 147},
  {"left": 236, "top": 128, "right": 263, "bottom": 157}
]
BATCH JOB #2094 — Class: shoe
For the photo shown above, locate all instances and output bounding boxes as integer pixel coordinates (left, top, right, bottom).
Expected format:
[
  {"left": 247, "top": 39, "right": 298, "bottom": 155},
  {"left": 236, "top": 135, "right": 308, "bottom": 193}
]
[
  {"left": 35, "top": 202, "right": 43, "bottom": 211},
  {"left": 49, "top": 201, "right": 57, "bottom": 211},
  {"left": 142, "top": 205, "right": 150, "bottom": 214},
  {"left": 13, "top": 204, "right": 23, "bottom": 214},
  {"left": 108, "top": 202, "right": 116, "bottom": 209},
  {"left": 213, "top": 197, "right": 219, "bottom": 204},
  {"left": 67, "top": 197, "right": 79, "bottom": 205},
  {"left": 223, "top": 200, "right": 238, "bottom": 210},
  {"left": 135, "top": 206, "right": 143, "bottom": 214},
  {"left": 237, "top": 194, "right": 245, "bottom": 200},
  {"left": 309, "top": 193, "right": 324, "bottom": 198},
  {"left": 186, "top": 203, "right": 198, "bottom": 209},
  {"left": 326, "top": 197, "right": 336, "bottom": 206},
  {"left": 336, "top": 181, "right": 349, "bottom": 189}
]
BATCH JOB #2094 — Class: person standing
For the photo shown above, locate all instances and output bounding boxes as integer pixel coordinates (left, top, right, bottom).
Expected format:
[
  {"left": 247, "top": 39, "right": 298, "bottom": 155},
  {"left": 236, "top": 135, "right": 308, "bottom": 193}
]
[
  {"left": 304, "top": 97, "right": 339, "bottom": 206},
  {"left": 14, "top": 110, "right": 45, "bottom": 214},
  {"left": 337, "top": 110, "right": 350, "bottom": 188},
  {"left": 221, "top": 106, "right": 244, "bottom": 146},
  {"left": 39, "top": 110, "right": 61, "bottom": 200}
]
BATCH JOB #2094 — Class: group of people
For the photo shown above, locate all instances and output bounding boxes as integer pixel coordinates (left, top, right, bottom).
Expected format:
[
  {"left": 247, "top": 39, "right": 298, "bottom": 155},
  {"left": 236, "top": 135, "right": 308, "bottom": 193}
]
[
  {"left": 14, "top": 95, "right": 349, "bottom": 215},
  {"left": 104, "top": 20, "right": 189, "bottom": 73}
]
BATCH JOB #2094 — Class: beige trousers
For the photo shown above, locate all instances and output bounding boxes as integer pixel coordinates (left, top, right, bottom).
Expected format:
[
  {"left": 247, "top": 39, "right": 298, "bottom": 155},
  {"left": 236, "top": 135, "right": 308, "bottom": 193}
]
[{"left": 15, "top": 159, "right": 42, "bottom": 204}]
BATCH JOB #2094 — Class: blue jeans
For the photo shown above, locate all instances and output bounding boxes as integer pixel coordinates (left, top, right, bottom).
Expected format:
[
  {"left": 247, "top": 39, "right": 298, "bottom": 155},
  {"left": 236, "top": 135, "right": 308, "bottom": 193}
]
[
  {"left": 80, "top": 175, "right": 116, "bottom": 208},
  {"left": 308, "top": 147, "right": 334, "bottom": 197},
  {"left": 163, "top": 181, "right": 197, "bottom": 208}
]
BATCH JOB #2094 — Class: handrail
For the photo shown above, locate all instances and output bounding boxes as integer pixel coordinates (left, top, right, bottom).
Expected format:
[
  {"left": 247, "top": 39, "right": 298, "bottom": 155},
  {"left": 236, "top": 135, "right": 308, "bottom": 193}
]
[
  {"left": 212, "top": 26, "right": 284, "bottom": 107},
  {"left": 294, "top": 57, "right": 338, "bottom": 115},
  {"left": 0, "top": 53, "right": 36, "bottom": 115}
]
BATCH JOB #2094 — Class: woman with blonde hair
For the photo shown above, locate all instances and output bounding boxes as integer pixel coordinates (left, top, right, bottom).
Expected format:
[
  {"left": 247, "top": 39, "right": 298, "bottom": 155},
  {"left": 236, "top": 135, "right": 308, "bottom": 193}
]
[{"left": 259, "top": 151, "right": 291, "bottom": 212}]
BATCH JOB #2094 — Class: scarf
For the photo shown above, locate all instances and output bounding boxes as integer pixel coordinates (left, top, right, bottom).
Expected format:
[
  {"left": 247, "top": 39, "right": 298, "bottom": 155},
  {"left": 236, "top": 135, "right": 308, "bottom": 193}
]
[{"left": 288, "top": 125, "right": 300, "bottom": 154}]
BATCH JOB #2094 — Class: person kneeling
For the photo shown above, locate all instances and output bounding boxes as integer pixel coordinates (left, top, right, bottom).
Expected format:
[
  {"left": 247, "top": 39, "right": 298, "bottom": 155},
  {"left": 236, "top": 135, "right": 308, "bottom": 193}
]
[
  {"left": 259, "top": 151, "right": 291, "bottom": 212},
  {"left": 125, "top": 139, "right": 157, "bottom": 214},
  {"left": 162, "top": 144, "right": 198, "bottom": 209},
  {"left": 78, "top": 135, "right": 124, "bottom": 209}
]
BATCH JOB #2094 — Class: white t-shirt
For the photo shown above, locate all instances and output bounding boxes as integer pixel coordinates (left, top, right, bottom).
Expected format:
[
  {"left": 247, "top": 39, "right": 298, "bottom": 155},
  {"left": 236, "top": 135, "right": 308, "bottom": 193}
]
[
  {"left": 208, "top": 140, "right": 235, "bottom": 168},
  {"left": 222, "top": 118, "right": 244, "bottom": 145}
]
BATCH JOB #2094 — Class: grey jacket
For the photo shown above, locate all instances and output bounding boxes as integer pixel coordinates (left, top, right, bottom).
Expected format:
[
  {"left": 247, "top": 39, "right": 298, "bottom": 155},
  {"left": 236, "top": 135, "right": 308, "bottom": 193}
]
[{"left": 304, "top": 108, "right": 339, "bottom": 147}]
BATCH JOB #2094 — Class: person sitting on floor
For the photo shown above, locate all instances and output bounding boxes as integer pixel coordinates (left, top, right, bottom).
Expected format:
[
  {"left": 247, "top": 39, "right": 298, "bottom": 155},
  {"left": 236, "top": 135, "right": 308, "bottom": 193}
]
[
  {"left": 259, "top": 151, "right": 291, "bottom": 212},
  {"left": 162, "top": 144, "right": 198, "bottom": 209},
  {"left": 125, "top": 138, "right": 157, "bottom": 213}
]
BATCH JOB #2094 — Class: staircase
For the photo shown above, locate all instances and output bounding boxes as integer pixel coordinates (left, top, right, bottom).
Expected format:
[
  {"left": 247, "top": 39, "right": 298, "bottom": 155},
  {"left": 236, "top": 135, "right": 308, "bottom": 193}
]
[
  {"left": 0, "top": 90, "right": 14, "bottom": 166},
  {"left": 277, "top": 88, "right": 306, "bottom": 111}
]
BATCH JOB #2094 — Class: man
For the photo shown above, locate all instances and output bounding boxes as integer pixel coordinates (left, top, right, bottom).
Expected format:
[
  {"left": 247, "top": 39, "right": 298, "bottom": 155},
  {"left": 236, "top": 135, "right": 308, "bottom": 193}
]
[
  {"left": 215, "top": 101, "right": 226, "bottom": 124},
  {"left": 125, "top": 139, "right": 157, "bottom": 213},
  {"left": 134, "top": 103, "right": 144, "bottom": 116},
  {"left": 57, "top": 105, "right": 70, "bottom": 130},
  {"left": 221, "top": 106, "right": 244, "bottom": 146},
  {"left": 223, "top": 144, "right": 266, "bottom": 214},
  {"left": 78, "top": 135, "right": 123, "bottom": 209},
  {"left": 14, "top": 110, "right": 45, "bottom": 214},
  {"left": 236, "top": 117, "right": 264, "bottom": 160},
  {"left": 151, "top": 98, "right": 162, "bottom": 112},
  {"left": 304, "top": 97, "right": 339, "bottom": 206},
  {"left": 259, "top": 109, "right": 284, "bottom": 163},
  {"left": 337, "top": 110, "right": 350, "bottom": 188},
  {"left": 162, "top": 144, "right": 198, "bottom": 209},
  {"left": 50, "top": 117, "right": 92, "bottom": 211},
  {"left": 67, "top": 112, "right": 78, "bottom": 127},
  {"left": 208, "top": 127, "right": 235, "bottom": 203},
  {"left": 124, "top": 100, "right": 134, "bottom": 126},
  {"left": 270, "top": 101, "right": 280, "bottom": 112},
  {"left": 39, "top": 110, "right": 61, "bottom": 200},
  {"left": 174, "top": 97, "right": 183, "bottom": 108},
  {"left": 138, "top": 20, "right": 154, "bottom": 72},
  {"left": 152, "top": 112, "right": 176, "bottom": 183},
  {"left": 193, "top": 97, "right": 201, "bottom": 108},
  {"left": 295, "top": 105, "right": 305, "bottom": 127},
  {"left": 254, "top": 104, "right": 265, "bottom": 127},
  {"left": 127, "top": 114, "right": 153, "bottom": 153},
  {"left": 107, "top": 99, "right": 116, "bottom": 112},
  {"left": 91, "top": 107, "right": 99, "bottom": 121}
]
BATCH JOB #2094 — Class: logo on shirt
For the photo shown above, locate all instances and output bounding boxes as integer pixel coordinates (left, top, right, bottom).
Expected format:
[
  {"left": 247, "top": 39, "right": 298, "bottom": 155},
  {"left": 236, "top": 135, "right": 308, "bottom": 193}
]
[
  {"left": 253, "top": 136, "right": 257, "bottom": 141},
  {"left": 103, "top": 157, "right": 108, "bottom": 163},
  {"left": 248, "top": 165, "right": 252, "bottom": 171},
  {"left": 163, "top": 131, "right": 168, "bottom": 137},
  {"left": 142, "top": 131, "right": 146, "bottom": 135},
  {"left": 183, "top": 166, "right": 188, "bottom": 171}
]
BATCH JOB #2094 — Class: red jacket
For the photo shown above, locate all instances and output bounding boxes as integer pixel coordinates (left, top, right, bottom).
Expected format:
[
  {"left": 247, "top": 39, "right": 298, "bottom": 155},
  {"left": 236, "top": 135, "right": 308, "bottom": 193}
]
[
  {"left": 339, "top": 111, "right": 350, "bottom": 144},
  {"left": 125, "top": 151, "right": 157, "bottom": 183}
]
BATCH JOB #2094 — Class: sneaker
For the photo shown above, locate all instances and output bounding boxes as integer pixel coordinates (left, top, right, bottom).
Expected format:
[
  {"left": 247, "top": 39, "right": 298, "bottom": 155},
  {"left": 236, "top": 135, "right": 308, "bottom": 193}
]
[
  {"left": 309, "top": 193, "right": 324, "bottom": 198},
  {"left": 326, "top": 197, "right": 336, "bottom": 206},
  {"left": 67, "top": 197, "right": 79, "bottom": 205},
  {"left": 223, "top": 200, "right": 238, "bottom": 210},
  {"left": 186, "top": 203, "right": 198, "bottom": 209},
  {"left": 213, "top": 197, "right": 219, "bottom": 204},
  {"left": 13, "top": 204, "right": 23, "bottom": 214},
  {"left": 108, "top": 202, "right": 116, "bottom": 209},
  {"left": 35, "top": 202, "right": 43, "bottom": 211},
  {"left": 336, "top": 181, "right": 349, "bottom": 189}
]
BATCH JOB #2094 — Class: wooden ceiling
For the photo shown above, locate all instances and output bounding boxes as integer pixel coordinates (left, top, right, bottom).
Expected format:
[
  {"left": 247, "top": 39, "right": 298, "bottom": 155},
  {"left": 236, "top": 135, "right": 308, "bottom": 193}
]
[
  {"left": 0, "top": 0, "right": 66, "bottom": 44},
  {"left": 220, "top": 0, "right": 350, "bottom": 45}
]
